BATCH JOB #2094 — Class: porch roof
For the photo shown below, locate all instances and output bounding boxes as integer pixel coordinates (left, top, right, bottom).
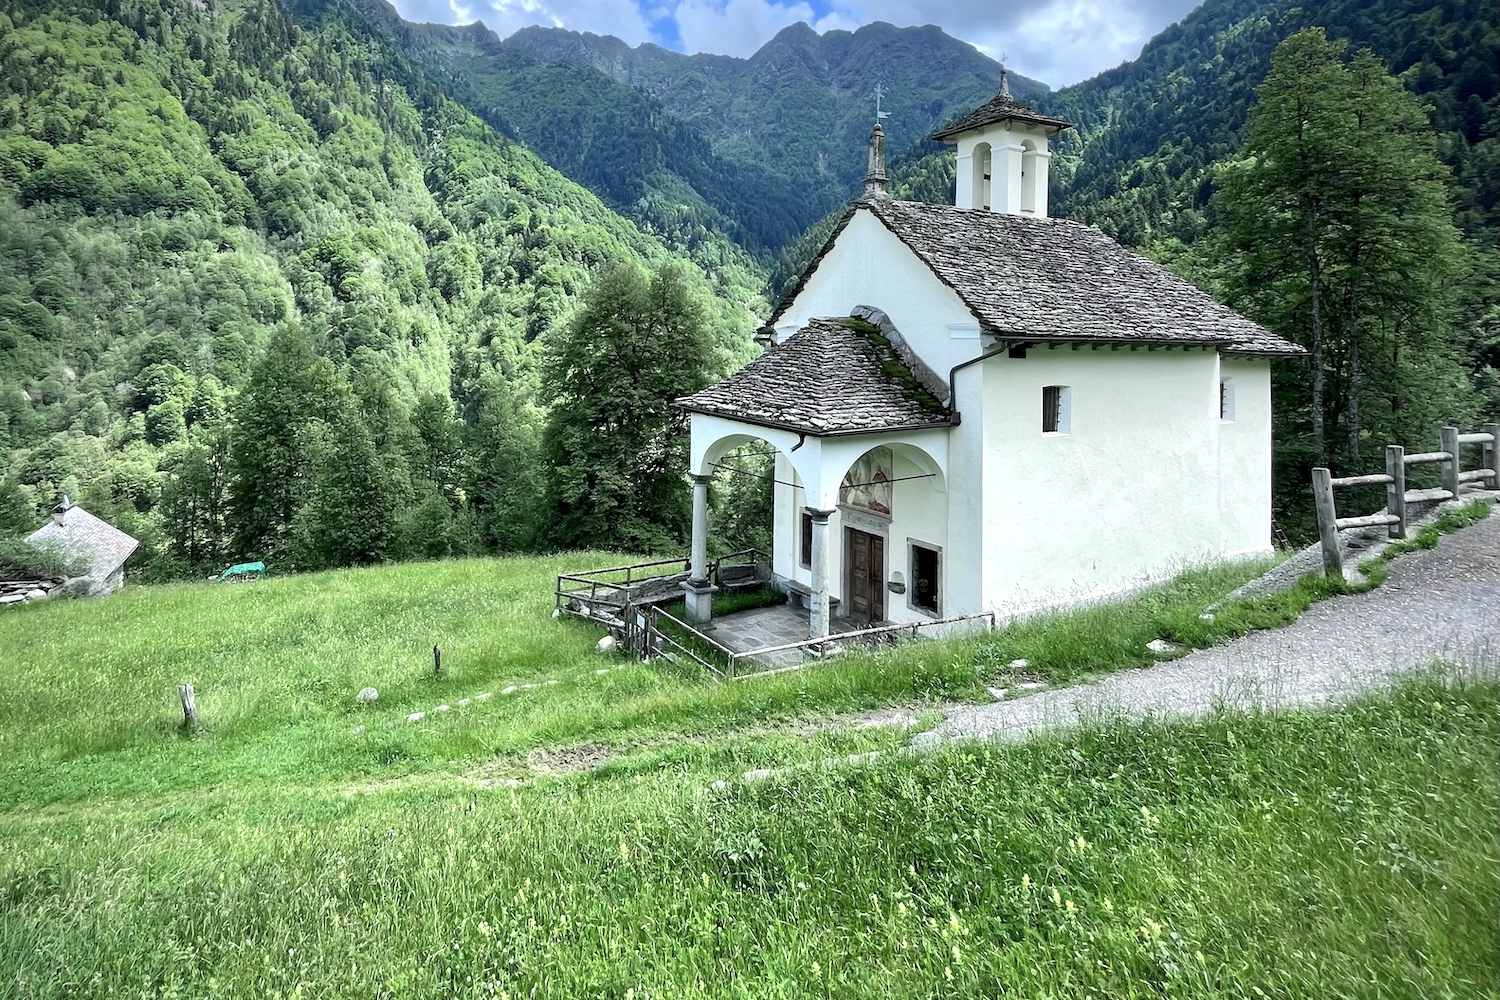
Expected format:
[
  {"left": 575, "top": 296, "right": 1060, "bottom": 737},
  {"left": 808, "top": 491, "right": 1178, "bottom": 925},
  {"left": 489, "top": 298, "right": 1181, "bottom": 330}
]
[{"left": 676, "top": 316, "right": 953, "bottom": 436}]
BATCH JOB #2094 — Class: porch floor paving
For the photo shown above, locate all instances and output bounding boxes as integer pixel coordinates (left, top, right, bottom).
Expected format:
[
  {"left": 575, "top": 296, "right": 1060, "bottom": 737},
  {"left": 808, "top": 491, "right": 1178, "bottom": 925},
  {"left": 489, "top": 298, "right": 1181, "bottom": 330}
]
[{"left": 703, "top": 604, "right": 872, "bottom": 670}]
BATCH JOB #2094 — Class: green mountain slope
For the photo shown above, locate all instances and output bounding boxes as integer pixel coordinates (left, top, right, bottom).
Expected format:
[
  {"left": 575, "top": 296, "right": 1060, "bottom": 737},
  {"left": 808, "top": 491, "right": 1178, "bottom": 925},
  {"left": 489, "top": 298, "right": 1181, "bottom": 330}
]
[
  {"left": 336, "top": 9, "right": 1047, "bottom": 255},
  {"left": 499, "top": 20, "right": 1047, "bottom": 205},
  {"left": 890, "top": 0, "right": 1497, "bottom": 253},
  {"left": 0, "top": 0, "right": 761, "bottom": 569},
  {"left": 306, "top": 0, "right": 811, "bottom": 257}
]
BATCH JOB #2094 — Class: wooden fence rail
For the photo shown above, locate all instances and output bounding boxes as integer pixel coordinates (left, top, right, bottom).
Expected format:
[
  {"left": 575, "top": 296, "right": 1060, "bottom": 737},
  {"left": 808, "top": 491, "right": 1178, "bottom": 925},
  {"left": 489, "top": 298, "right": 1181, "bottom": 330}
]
[{"left": 1312, "top": 422, "right": 1498, "bottom": 577}]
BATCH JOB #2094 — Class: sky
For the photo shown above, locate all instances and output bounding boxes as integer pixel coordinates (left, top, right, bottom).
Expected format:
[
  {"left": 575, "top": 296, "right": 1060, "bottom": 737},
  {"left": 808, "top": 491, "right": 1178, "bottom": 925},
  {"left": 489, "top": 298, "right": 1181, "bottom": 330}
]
[{"left": 389, "top": 0, "right": 1206, "bottom": 87}]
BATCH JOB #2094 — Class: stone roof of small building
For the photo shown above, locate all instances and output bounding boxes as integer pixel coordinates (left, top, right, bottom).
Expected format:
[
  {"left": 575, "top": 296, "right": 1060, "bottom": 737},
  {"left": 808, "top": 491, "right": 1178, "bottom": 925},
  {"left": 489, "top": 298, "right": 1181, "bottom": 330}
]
[
  {"left": 931, "top": 92, "right": 1072, "bottom": 140},
  {"left": 768, "top": 200, "right": 1305, "bottom": 357},
  {"left": 26, "top": 505, "right": 139, "bottom": 581},
  {"left": 676, "top": 316, "right": 953, "bottom": 436}
]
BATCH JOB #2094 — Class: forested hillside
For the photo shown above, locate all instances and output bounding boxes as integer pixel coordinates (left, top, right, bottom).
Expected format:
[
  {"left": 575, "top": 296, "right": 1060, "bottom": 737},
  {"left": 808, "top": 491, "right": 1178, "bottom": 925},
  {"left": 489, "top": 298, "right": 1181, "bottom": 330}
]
[
  {"left": 892, "top": 0, "right": 1497, "bottom": 254},
  {"left": 0, "top": 0, "right": 763, "bottom": 578},
  {"left": 356, "top": 13, "right": 1045, "bottom": 255}
]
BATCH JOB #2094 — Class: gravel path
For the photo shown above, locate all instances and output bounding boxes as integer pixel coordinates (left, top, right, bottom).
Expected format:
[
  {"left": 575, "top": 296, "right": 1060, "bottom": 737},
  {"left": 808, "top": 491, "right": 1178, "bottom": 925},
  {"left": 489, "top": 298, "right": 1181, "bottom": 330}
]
[{"left": 915, "top": 510, "right": 1500, "bottom": 747}]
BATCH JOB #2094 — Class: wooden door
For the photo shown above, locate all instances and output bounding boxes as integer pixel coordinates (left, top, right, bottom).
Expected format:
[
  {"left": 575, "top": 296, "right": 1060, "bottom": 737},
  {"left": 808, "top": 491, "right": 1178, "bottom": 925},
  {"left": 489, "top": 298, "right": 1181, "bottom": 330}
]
[{"left": 845, "top": 529, "right": 885, "bottom": 623}]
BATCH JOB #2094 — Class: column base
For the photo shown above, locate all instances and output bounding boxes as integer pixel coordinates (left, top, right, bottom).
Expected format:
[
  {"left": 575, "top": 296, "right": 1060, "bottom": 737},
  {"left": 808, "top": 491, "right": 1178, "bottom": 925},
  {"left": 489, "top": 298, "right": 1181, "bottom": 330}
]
[{"left": 681, "top": 580, "right": 719, "bottom": 625}]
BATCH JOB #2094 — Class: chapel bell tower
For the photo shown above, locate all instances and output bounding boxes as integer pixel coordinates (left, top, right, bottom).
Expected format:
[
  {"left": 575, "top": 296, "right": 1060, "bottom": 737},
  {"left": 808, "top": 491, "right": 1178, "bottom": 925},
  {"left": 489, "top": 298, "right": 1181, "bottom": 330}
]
[{"left": 931, "top": 68, "right": 1073, "bottom": 217}]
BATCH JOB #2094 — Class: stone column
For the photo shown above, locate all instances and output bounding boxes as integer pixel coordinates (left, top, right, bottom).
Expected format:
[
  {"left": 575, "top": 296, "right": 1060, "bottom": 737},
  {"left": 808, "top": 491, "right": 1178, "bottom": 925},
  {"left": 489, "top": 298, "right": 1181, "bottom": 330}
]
[
  {"left": 682, "top": 474, "right": 717, "bottom": 625},
  {"left": 806, "top": 506, "right": 835, "bottom": 640}
]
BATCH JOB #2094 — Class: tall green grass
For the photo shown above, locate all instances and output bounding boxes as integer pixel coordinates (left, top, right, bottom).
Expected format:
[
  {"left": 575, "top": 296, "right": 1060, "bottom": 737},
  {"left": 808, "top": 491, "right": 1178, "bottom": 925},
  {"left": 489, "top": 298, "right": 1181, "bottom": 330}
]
[
  {"left": 0, "top": 550, "right": 1294, "bottom": 807},
  {"left": 0, "top": 677, "right": 1493, "bottom": 998}
]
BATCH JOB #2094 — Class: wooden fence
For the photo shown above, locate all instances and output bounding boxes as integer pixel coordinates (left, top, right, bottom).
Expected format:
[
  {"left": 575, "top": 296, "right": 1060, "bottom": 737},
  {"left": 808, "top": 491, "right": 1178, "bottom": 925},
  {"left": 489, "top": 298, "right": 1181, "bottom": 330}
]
[{"left": 1312, "top": 422, "right": 1498, "bottom": 577}]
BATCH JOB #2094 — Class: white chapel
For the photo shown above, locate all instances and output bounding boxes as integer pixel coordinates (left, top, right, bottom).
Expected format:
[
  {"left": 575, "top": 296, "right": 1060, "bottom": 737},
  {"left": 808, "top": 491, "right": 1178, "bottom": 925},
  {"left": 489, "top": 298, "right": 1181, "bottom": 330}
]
[{"left": 675, "top": 73, "right": 1305, "bottom": 639}]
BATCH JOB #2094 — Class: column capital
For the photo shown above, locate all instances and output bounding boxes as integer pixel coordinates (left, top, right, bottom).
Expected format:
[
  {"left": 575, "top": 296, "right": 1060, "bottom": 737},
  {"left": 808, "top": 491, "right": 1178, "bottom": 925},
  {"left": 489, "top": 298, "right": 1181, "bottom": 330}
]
[
  {"left": 690, "top": 473, "right": 714, "bottom": 486},
  {"left": 803, "top": 506, "right": 836, "bottom": 523}
]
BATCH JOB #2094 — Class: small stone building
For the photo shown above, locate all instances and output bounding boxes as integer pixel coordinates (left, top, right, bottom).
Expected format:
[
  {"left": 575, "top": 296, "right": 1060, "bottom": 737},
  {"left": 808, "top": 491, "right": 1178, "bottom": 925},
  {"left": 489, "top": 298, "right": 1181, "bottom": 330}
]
[
  {"left": 26, "top": 496, "right": 139, "bottom": 593},
  {"left": 674, "top": 72, "right": 1305, "bottom": 639}
]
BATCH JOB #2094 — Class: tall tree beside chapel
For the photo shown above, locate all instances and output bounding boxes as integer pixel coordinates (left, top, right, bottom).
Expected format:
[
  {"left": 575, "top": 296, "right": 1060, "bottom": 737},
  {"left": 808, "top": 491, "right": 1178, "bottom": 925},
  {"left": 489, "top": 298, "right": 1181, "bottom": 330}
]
[
  {"left": 541, "top": 263, "right": 722, "bottom": 552},
  {"left": 1213, "top": 28, "right": 1477, "bottom": 472}
]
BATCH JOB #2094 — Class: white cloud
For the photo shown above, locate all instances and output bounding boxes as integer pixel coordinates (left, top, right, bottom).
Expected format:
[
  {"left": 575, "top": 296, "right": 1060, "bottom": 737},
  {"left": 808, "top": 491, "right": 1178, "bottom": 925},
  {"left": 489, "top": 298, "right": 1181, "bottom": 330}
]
[{"left": 675, "top": 0, "right": 853, "bottom": 58}]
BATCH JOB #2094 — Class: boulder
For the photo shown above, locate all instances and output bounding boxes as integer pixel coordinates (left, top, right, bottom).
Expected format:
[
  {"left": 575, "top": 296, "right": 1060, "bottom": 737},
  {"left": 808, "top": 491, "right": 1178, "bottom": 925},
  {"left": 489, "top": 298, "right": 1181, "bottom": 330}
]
[
  {"left": 356, "top": 687, "right": 378, "bottom": 704},
  {"left": 1146, "top": 638, "right": 1183, "bottom": 656},
  {"left": 25, "top": 589, "right": 47, "bottom": 601},
  {"left": 596, "top": 635, "right": 617, "bottom": 654},
  {"left": 1009, "top": 658, "right": 1029, "bottom": 670}
]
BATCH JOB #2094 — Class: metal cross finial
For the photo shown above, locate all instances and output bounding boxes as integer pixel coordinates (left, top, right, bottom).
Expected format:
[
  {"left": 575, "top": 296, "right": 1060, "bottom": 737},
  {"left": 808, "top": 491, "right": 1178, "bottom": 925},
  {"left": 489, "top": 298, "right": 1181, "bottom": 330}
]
[
  {"left": 999, "top": 53, "right": 1011, "bottom": 97},
  {"left": 874, "top": 82, "right": 890, "bottom": 122}
]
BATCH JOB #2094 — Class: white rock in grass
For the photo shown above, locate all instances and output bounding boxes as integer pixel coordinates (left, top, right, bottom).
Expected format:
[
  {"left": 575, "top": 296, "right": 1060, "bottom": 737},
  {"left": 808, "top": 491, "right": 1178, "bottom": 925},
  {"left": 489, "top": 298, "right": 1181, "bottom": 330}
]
[
  {"left": 477, "top": 692, "right": 491, "bottom": 700},
  {"left": 596, "top": 635, "right": 617, "bottom": 654},
  {"left": 458, "top": 698, "right": 470, "bottom": 707},
  {"left": 1146, "top": 638, "right": 1183, "bottom": 655},
  {"left": 1009, "top": 658, "right": 1029, "bottom": 671},
  {"left": 595, "top": 668, "right": 610, "bottom": 676},
  {"left": 351, "top": 725, "right": 365, "bottom": 735},
  {"left": 435, "top": 704, "right": 451, "bottom": 712},
  {"left": 987, "top": 687, "right": 1009, "bottom": 701},
  {"left": 501, "top": 686, "right": 517, "bottom": 695},
  {"left": 407, "top": 712, "right": 425, "bottom": 722},
  {"left": 1199, "top": 612, "right": 1215, "bottom": 623},
  {"left": 25, "top": 589, "right": 47, "bottom": 601},
  {"left": 357, "top": 687, "right": 378, "bottom": 703},
  {"left": 543, "top": 679, "right": 559, "bottom": 687},
  {"left": 552, "top": 608, "right": 561, "bottom": 619}
]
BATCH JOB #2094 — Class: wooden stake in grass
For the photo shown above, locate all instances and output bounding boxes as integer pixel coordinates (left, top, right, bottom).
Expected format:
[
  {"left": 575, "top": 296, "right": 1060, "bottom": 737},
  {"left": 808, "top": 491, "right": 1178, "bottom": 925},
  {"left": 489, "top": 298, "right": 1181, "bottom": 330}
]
[
  {"left": 178, "top": 684, "right": 200, "bottom": 732},
  {"left": 433, "top": 645, "right": 442, "bottom": 677}
]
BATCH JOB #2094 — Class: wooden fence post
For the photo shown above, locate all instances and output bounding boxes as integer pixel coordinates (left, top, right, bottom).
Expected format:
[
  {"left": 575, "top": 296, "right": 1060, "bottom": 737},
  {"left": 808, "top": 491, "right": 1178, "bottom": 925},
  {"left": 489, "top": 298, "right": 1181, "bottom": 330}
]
[
  {"left": 1312, "top": 467, "right": 1343, "bottom": 578},
  {"left": 178, "top": 683, "right": 200, "bottom": 731},
  {"left": 1385, "top": 445, "right": 1406, "bottom": 539},
  {"left": 1440, "top": 426, "right": 1461, "bottom": 499},
  {"left": 1485, "top": 423, "right": 1499, "bottom": 490}
]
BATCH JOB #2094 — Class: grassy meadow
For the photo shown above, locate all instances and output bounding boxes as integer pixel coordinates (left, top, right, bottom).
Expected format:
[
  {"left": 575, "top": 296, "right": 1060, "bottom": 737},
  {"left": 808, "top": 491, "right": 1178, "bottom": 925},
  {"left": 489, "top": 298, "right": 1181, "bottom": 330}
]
[{"left": 1, "top": 537, "right": 1496, "bottom": 997}]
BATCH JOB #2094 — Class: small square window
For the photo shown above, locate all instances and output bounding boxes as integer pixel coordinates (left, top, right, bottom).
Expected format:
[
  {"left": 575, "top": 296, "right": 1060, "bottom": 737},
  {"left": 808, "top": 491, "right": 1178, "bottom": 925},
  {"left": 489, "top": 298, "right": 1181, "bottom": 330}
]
[
  {"left": 799, "top": 510, "right": 812, "bottom": 569},
  {"left": 1042, "top": 385, "right": 1071, "bottom": 434},
  {"left": 1219, "top": 378, "right": 1235, "bottom": 421},
  {"left": 911, "top": 543, "right": 940, "bottom": 615}
]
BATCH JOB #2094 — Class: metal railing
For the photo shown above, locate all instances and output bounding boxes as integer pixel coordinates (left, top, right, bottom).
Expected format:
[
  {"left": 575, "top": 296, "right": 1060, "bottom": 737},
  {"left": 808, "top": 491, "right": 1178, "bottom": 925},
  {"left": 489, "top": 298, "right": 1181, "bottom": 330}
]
[
  {"left": 1312, "top": 422, "right": 1498, "bottom": 577},
  {"left": 555, "top": 556, "right": 691, "bottom": 621},
  {"left": 640, "top": 604, "right": 999, "bottom": 681},
  {"left": 555, "top": 548, "right": 773, "bottom": 622}
]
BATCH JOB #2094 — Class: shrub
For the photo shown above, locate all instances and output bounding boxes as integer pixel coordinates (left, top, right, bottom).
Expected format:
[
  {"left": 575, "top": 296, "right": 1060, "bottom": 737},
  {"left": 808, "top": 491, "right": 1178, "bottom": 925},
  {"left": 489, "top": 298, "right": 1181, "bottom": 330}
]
[{"left": 0, "top": 535, "right": 89, "bottom": 580}]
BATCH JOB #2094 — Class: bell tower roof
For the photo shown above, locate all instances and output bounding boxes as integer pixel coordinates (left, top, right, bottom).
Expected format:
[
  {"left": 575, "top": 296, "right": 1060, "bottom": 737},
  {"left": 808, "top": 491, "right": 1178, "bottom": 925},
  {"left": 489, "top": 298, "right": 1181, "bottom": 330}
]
[{"left": 931, "top": 68, "right": 1072, "bottom": 142}]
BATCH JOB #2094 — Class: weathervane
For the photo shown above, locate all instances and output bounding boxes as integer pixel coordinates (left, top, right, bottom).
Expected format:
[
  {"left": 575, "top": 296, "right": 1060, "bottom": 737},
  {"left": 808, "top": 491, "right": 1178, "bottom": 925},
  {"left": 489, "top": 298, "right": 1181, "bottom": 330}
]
[{"left": 874, "top": 82, "right": 891, "bottom": 123}]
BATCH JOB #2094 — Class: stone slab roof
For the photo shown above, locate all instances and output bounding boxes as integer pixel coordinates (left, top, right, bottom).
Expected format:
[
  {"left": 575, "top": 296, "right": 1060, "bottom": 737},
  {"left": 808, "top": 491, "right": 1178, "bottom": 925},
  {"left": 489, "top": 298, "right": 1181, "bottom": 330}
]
[
  {"left": 27, "top": 505, "right": 139, "bottom": 581},
  {"left": 769, "top": 200, "right": 1305, "bottom": 357},
  {"left": 931, "top": 93, "right": 1072, "bottom": 140},
  {"left": 677, "top": 316, "right": 953, "bottom": 436}
]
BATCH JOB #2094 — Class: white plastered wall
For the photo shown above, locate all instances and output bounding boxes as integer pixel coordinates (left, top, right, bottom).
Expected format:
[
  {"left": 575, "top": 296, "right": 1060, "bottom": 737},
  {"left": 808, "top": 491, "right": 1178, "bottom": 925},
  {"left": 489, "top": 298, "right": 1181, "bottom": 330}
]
[
  {"left": 977, "top": 346, "right": 1266, "bottom": 614},
  {"left": 775, "top": 210, "right": 981, "bottom": 376},
  {"left": 1216, "top": 357, "right": 1274, "bottom": 558}
]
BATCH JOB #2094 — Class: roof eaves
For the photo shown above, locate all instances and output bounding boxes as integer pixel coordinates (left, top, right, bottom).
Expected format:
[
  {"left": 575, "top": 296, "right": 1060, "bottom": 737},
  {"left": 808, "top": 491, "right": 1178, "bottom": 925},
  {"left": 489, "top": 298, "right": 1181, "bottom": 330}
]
[{"left": 673, "top": 403, "right": 956, "bottom": 438}]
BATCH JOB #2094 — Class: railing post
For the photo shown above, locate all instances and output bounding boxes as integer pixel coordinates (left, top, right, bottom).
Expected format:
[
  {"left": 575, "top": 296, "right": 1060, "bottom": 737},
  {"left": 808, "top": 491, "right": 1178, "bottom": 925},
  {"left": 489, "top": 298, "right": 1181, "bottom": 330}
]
[
  {"left": 1385, "top": 444, "right": 1406, "bottom": 539},
  {"left": 1485, "top": 423, "right": 1499, "bottom": 490},
  {"left": 1312, "top": 467, "right": 1343, "bottom": 578},
  {"left": 1440, "top": 426, "right": 1461, "bottom": 499}
]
